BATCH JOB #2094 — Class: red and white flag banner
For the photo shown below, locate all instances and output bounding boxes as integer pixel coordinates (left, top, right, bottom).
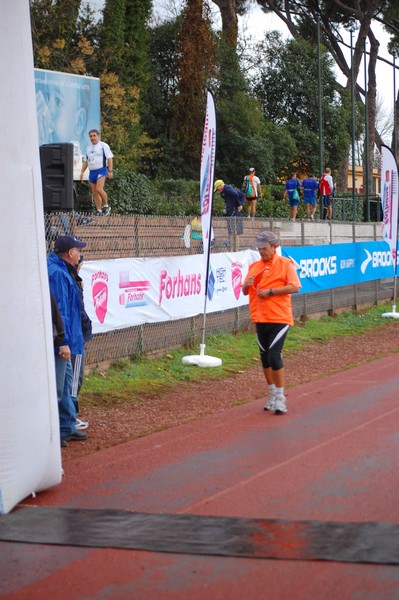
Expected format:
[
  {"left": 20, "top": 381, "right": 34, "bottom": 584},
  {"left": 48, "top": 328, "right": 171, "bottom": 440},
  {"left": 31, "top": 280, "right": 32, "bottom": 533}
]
[
  {"left": 381, "top": 144, "right": 399, "bottom": 265},
  {"left": 200, "top": 90, "right": 216, "bottom": 265}
]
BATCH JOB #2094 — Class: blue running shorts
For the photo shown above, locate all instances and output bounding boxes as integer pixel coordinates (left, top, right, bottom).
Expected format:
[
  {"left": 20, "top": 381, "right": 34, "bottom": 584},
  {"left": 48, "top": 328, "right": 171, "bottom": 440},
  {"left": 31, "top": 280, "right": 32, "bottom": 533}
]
[{"left": 89, "top": 167, "right": 108, "bottom": 184}]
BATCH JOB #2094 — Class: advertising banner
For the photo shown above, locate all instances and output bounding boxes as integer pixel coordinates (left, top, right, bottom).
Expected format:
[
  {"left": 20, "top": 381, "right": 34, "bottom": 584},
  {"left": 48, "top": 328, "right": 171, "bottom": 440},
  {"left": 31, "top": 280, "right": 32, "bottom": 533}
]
[
  {"left": 282, "top": 241, "right": 394, "bottom": 294},
  {"left": 81, "top": 249, "right": 259, "bottom": 334},
  {"left": 80, "top": 241, "right": 393, "bottom": 335},
  {"left": 380, "top": 144, "right": 399, "bottom": 270},
  {"left": 200, "top": 90, "right": 217, "bottom": 277},
  {"left": 34, "top": 69, "right": 100, "bottom": 179}
]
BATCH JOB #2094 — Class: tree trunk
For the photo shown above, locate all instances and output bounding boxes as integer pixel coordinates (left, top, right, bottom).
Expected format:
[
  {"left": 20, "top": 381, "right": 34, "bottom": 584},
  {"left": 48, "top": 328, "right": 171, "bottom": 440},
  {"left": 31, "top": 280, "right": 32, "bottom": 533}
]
[
  {"left": 363, "top": 31, "right": 379, "bottom": 196},
  {"left": 391, "top": 88, "right": 399, "bottom": 162},
  {"left": 337, "top": 158, "right": 349, "bottom": 193},
  {"left": 210, "top": 0, "right": 238, "bottom": 47}
]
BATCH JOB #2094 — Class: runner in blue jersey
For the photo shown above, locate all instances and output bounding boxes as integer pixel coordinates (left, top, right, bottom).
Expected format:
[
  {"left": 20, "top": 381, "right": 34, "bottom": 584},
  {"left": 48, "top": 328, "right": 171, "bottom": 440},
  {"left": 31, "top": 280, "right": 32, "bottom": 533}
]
[
  {"left": 282, "top": 172, "right": 301, "bottom": 221},
  {"left": 301, "top": 174, "right": 319, "bottom": 220}
]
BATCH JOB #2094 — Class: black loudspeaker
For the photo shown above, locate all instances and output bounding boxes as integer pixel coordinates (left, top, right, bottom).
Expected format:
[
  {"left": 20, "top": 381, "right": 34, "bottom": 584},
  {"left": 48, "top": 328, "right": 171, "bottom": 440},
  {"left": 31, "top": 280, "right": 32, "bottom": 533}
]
[{"left": 40, "top": 143, "right": 74, "bottom": 210}]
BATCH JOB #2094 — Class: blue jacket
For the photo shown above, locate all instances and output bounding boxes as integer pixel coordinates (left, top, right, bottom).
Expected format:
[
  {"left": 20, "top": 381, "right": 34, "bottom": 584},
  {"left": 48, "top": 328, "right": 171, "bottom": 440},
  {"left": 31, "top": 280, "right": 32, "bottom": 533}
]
[
  {"left": 47, "top": 253, "right": 85, "bottom": 355},
  {"left": 66, "top": 261, "right": 93, "bottom": 343},
  {"left": 220, "top": 184, "right": 245, "bottom": 214}
]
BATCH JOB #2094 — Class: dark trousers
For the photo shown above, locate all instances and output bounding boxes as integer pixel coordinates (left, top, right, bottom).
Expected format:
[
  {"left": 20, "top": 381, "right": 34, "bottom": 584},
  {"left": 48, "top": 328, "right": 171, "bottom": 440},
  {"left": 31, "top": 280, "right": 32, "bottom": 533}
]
[{"left": 225, "top": 209, "right": 243, "bottom": 235}]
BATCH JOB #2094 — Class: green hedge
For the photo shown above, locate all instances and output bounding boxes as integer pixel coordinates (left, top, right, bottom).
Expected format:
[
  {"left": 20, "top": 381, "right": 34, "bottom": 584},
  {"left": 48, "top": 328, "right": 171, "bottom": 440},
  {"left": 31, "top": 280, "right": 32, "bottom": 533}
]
[{"left": 75, "top": 172, "right": 380, "bottom": 222}]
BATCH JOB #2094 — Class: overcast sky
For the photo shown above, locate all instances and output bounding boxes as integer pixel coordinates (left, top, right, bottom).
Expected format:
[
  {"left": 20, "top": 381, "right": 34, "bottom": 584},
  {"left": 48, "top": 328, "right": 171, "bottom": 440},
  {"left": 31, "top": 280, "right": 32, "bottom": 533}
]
[{"left": 240, "top": 4, "right": 395, "bottom": 117}]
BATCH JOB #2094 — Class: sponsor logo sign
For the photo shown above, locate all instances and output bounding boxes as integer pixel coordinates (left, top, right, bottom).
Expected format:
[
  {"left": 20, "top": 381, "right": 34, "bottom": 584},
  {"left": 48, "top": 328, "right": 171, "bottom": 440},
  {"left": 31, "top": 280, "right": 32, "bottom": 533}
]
[
  {"left": 283, "top": 241, "right": 394, "bottom": 294},
  {"left": 91, "top": 271, "right": 109, "bottom": 323}
]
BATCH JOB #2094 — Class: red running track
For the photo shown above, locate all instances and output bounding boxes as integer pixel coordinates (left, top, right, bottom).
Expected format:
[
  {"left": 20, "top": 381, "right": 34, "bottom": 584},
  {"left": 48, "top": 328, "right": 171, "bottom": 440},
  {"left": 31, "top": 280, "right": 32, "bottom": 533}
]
[{"left": 2, "top": 355, "right": 399, "bottom": 599}]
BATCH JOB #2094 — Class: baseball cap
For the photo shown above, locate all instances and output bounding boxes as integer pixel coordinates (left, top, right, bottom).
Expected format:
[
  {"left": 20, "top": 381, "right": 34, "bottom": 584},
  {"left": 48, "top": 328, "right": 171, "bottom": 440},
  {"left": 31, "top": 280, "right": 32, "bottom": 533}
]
[
  {"left": 214, "top": 179, "right": 224, "bottom": 192},
  {"left": 256, "top": 231, "right": 279, "bottom": 248},
  {"left": 54, "top": 235, "right": 86, "bottom": 254},
  {"left": 249, "top": 167, "right": 255, "bottom": 172}
]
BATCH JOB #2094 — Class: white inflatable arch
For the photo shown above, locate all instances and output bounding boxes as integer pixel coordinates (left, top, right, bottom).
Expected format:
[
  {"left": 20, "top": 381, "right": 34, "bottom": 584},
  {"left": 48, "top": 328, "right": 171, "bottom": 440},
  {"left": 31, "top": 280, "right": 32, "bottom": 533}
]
[{"left": 0, "top": 1, "right": 62, "bottom": 514}]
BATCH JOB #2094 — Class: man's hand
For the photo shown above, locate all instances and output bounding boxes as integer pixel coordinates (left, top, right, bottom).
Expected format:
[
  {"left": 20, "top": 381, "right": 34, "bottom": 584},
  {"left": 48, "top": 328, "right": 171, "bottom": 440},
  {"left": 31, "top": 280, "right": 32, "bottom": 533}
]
[
  {"left": 80, "top": 162, "right": 87, "bottom": 182},
  {"left": 257, "top": 288, "right": 271, "bottom": 299},
  {"left": 242, "top": 275, "right": 254, "bottom": 293},
  {"left": 59, "top": 345, "right": 71, "bottom": 361}
]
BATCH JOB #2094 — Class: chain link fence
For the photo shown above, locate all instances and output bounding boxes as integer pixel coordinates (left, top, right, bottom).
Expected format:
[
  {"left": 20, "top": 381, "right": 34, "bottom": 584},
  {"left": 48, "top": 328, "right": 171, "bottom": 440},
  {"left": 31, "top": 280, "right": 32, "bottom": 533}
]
[{"left": 44, "top": 211, "right": 393, "bottom": 369}]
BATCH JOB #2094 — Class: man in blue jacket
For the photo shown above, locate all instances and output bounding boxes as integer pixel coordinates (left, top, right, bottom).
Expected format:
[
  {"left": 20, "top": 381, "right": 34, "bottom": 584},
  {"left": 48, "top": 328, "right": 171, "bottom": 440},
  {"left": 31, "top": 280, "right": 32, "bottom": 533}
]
[
  {"left": 48, "top": 235, "right": 88, "bottom": 446},
  {"left": 214, "top": 179, "right": 244, "bottom": 235}
]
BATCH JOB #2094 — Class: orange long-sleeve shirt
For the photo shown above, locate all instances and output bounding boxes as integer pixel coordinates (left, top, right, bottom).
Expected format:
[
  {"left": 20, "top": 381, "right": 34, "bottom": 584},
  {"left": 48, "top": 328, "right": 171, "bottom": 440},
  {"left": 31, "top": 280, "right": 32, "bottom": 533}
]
[{"left": 246, "top": 254, "right": 300, "bottom": 325}]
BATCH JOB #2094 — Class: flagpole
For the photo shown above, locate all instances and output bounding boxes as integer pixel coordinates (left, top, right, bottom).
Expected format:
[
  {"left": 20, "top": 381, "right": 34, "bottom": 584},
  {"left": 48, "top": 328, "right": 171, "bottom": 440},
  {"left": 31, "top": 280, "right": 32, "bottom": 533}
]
[
  {"left": 182, "top": 90, "right": 222, "bottom": 366},
  {"left": 200, "top": 210, "right": 213, "bottom": 354},
  {"left": 391, "top": 54, "right": 398, "bottom": 312},
  {"left": 388, "top": 215, "right": 399, "bottom": 314}
]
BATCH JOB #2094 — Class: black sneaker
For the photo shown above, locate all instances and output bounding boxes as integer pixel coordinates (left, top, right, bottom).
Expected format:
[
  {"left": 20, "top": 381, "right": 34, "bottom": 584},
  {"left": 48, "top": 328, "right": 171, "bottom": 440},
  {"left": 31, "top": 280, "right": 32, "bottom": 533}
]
[
  {"left": 61, "top": 439, "right": 68, "bottom": 448},
  {"left": 95, "top": 210, "right": 102, "bottom": 216},
  {"left": 61, "top": 431, "right": 88, "bottom": 442},
  {"left": 102, "top": 206, "right": 111, "bottom": 216}
]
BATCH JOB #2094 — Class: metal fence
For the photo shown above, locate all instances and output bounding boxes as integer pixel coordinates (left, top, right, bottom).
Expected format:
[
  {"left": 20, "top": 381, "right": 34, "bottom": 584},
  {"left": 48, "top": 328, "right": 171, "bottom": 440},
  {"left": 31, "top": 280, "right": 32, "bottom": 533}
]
[{"left": 44, "top": 211, "right": 393, "bottom": 369}]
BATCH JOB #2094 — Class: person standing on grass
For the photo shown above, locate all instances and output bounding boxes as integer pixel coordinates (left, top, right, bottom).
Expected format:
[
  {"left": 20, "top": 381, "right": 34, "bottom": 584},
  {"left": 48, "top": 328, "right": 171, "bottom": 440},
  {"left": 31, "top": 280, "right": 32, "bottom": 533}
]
[
  {"left": 80, "top": 129, "right": 113, "bottom": 216},
  {"left": 241, "top": 231, "right": 301, "bottom": 415},
  {"left": 69, "top": 254, "right": 93, "bottom": 432}
]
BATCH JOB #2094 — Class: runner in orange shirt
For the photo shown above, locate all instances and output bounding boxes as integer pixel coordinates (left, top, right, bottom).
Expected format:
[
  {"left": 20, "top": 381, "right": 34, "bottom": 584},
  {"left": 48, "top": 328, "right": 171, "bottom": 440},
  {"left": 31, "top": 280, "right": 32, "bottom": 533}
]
[{"left": 242, "top": 231, "right": 301, "bottom": 414}]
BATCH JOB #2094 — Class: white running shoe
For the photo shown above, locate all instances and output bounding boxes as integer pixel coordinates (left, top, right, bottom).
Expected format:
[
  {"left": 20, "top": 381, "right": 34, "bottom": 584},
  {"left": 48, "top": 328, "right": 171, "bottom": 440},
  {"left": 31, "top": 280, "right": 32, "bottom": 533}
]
[
  {"left": 263, "top": 396, "right": 276, "bottom": 411},
  {"left": 274, "top": 395, "right": 287, "bottom": 415},
  {"left": 76, "top": 418, "right": 89, "bottom": 430}
]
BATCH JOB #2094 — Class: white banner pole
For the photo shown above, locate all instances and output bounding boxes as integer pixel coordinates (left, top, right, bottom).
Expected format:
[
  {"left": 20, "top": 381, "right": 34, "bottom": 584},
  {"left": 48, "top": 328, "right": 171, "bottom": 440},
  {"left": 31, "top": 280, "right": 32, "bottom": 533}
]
[{"left": 182, "top": 90, "right": 221, "bottom": 366}]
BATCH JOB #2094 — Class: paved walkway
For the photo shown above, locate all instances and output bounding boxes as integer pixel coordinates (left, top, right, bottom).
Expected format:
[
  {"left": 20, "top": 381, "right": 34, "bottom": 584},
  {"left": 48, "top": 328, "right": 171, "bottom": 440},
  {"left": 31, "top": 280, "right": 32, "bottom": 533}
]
[{"left": 2, "top": 355, "right": 399, "bottom": 599}]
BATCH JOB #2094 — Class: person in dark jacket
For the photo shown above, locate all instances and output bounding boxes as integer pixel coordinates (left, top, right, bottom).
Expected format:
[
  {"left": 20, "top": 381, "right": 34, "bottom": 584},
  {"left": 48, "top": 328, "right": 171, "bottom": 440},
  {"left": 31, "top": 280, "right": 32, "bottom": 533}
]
[
  {"left": 50, "top": 291, "right": 70, "bottom": 447},
  {"left": 69, "top": 255, "right": 93, "bottom": 430},
  {"left": 50, "top": 291, "right": 65, "bottom": 349},
  {"left": 48, "top": 235, "right": 88, "bottom": 445},
  {"left": 214, "top": 179, "right": 244, "bottom": 235}
]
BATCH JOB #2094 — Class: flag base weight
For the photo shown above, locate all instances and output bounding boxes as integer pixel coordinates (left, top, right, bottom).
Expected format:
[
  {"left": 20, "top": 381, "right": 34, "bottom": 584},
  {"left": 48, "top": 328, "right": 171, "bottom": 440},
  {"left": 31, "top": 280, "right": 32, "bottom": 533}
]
[
  {"left": 182, "top": 344, "right": 222, "bottom": 368},
  {"left": 382, "top": 305, "right": 399, "bottom": 319}
]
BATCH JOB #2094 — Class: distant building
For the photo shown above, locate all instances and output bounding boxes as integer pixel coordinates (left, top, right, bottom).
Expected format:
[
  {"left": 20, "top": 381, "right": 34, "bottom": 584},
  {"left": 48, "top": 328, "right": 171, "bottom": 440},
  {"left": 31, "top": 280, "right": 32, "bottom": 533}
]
[{"left": 348, "top": 165, "right": 380, "bottom": 195}]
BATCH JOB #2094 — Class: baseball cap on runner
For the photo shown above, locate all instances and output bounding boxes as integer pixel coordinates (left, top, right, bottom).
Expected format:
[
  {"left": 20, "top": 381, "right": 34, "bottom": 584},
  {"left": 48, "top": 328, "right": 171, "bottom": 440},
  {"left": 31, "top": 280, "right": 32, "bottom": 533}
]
[
  {"left": 256, "top": 231, "right": 279, "bottom": 248},
  {"left": 214, "top": 179, "right": 224, "bottom": 192},
  {"left": 249, "top": 167, "right": 255, "bottom": 172}
]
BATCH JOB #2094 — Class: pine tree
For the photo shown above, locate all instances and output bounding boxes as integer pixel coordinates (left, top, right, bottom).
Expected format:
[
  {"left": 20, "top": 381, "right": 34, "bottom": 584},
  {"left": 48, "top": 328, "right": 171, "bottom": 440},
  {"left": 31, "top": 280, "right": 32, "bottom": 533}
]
[
  {"left": 174, "top": 0, "right": 217, "bottom": 176},
  {"left": 99, "top": 0, "right": 126, "bottom": 74},
  {"left": 121, "top": 0, "right": 152, "bottom": 88}
]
